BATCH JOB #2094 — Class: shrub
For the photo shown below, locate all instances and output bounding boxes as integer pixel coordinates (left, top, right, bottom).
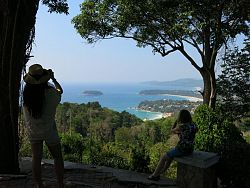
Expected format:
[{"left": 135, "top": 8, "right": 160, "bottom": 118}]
[
  {"left": 94, "top": 143, "right": 130, "bottom": 169},
  {"left": 194, "top": 105, "right": 250, "bottom": 188},
  {"left": 19, "top": 141, "right": 32, "bottom": 157},
  {"left": 60, "top": 132, "right": 85, "bottom": 163},
  {"left": 130, "top": 145, "right": 150, "bottom": 173},
  {"left": 148, "top": 142, "right": 177, "bottom": 179}
]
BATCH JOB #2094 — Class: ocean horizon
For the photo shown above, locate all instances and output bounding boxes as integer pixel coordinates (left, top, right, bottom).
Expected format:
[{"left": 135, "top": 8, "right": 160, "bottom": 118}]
[{"left": 61, "top": 82, "right": 198, "bottom": 120}]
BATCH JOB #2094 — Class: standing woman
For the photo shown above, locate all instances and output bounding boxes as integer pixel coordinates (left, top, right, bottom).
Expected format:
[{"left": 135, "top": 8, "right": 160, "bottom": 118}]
[{"left": 23, "top": 64, "right": 64, "bottom": 188}]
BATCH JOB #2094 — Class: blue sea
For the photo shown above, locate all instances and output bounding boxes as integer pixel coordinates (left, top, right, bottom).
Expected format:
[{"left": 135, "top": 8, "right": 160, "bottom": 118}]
[{"left": 61, "top": 83, "right": 195, "bottom": 120}]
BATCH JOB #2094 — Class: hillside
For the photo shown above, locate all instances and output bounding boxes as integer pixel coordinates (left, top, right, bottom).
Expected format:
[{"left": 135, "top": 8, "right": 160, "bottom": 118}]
[{"left": 139, "top": 90, "right": 202, "bottom": 98}]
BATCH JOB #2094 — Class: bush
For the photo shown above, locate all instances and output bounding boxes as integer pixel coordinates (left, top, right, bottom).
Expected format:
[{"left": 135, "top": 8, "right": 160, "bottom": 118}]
[
  {"left": 19, "top": 141, "right": 32, "bottom": 157},
  {"left": 148, "top": 142, "right": 177, "bottom": 179},
  {"left": 60, "top": 132, "right": 85, "bottom": 163},
  {"left": 130, "top": 145, "right": 150, "bottom": 173},
  {"left": 194, "top": 105, "right": 250, "bottom": 188},
  {"left": 94, "top": 143, "right": 130, "bottom": 169}
]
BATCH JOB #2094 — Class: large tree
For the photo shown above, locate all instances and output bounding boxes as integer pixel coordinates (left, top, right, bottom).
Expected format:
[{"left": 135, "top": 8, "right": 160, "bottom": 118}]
[
  {"left": 72, "top": 0, "right": 250, "bottom": 108},
  {"left": 0, "top": 0, "right": 68, "bottom": 174}
]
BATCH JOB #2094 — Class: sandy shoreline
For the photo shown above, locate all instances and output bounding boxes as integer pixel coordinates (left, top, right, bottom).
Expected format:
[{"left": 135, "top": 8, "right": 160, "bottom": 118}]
[
  {"left": 133, "top": 108, "right": 163, "bottom": 121},
  {"left": 162, "top": 94, "right": 203, "bottom": 102},
  {"left": 137, "top": 94, "right": 203, "bottom": 120}
]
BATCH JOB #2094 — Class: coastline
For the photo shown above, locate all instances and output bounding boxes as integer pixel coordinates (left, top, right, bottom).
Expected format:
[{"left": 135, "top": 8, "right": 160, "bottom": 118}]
[
  {"left": 62, "top": 83, "right": 203, "bottom": 120},
  {"left": 132, "top": 108, "right": 163, "bottom": 121},
  {"left": 162, "top": 94, "right": 203, "bottom": 102},
  {"left": 135, "top": 94, "right": 203, "bottom": 120},
  {"left": 149, "top": 113, "right": 163, "bottom": 120}
]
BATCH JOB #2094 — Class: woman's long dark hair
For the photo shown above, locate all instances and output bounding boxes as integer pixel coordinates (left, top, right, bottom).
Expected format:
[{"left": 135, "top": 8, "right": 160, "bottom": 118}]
[
  {"left": 23, "top": 83, "right": 50, "bottom": 118},
  {"left": 177, "top": 109, "right": 192, "bottom": 124}
]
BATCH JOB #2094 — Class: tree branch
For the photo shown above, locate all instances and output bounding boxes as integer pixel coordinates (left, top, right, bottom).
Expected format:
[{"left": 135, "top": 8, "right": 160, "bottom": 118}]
[
  {"left": 183, "top": 38, "right": 204, "bottom": 61},
  {"left": 179, "top": 47, "right": 202, "bottom": 72},
  {"left": 115, "top": 34, "right": 178, "bottom": 56}
]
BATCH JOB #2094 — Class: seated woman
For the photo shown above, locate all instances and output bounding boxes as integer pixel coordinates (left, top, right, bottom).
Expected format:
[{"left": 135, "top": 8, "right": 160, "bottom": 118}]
[{"left": 148, "top": 109, "right": 197, "bottom": 181}]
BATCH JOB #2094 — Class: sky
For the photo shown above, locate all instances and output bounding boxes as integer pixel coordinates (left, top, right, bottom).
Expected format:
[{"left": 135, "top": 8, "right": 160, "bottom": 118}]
[{"left": 28, "top": 0, "right": 204, "bottom": 84}]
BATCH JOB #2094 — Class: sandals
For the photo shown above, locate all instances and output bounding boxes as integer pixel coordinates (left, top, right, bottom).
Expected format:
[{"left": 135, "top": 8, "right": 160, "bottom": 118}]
[{"left": 147, "top": 175, "right": 160, "bottom": 181}]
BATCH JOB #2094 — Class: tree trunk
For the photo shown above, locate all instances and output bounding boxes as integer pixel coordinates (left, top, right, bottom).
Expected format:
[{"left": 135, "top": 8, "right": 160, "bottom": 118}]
[
  {"left": 0, "top": 0, "right": 39, "bottom": 174},
  {"left": 209, "top": 69, "right": 217, "bottom": 108},
  {"left": 200, "top": 68, "right": 217, "bottom": 109}
]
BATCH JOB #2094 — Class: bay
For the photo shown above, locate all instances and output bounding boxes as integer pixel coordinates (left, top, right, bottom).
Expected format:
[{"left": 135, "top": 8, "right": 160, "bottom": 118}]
[{"left": 61, "top": 83, "right": 195, "bottom": 120}]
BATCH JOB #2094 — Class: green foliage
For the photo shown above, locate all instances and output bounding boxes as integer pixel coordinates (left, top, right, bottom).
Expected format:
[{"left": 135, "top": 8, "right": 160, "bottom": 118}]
[
  {"left": 153, "top": 117, "right": 175, "bottom": 142},
  {"left": 73, "top": 0, "right": 249, "bottom": 47},
  {"left": 148, "top": 142, "right": 169, "bottom": 172},
  {"left": 56, "top": 102, "right": 142, "bottom": 139},
  {"left": 82, "top": 139, "right": 130, "bottom": 169},
  {"left": 130, "top": 146, "right": 150, "bottom": 173},
  {"left": 61, "top": 132, "right": 85, "bottom": 162},
  {"left": 148, "top": 142, "right": 177, "bottom": 179},
  {"left": 240, "top": 118, "right": 250, "bottom": 144},
  {"left": 98, "top": 143, "right": 130, "bottom": 169},
  {"left": 217, "top": 38, "right": 250, "bottom": 120},
  {"left": 194, "top": 105, "right": 250, "bottom": 188},
  {"left": 194, "top": 105, "right": 245, "bottom": 152},
  {"left": 82, "top": 136, "right": 102, "bottom": 165},
  {"left": 115, "top": 127, "right": 135, "bottom": 148},
  {"left": 19, "top": 141, "right": 32, "bottom": 157},
  {"left": 42, "top": 0, "right": 69, "bottom": 14},
  {"left": 239, "top": 118, "right": 250, "bottom": 132},
  {"left": 244, "top": 134, "right": 250, "bottom": 144}
]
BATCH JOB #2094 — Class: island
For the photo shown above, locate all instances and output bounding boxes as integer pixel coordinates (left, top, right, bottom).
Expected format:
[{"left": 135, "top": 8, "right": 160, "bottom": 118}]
[
  {"left": 82, "top": 90, "right": 103, "bottom": 96},
  {"left": 141, "top": 78, "right": 203, "bottom": 88}
]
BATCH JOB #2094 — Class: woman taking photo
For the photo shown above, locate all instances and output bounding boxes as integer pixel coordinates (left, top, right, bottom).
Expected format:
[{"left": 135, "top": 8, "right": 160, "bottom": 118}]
[
  {"left": 23, "top": 64, "right": 64, "bottom": 188},
  {"left": 148, "top": 109, "right": 197, "bottom": 181}
]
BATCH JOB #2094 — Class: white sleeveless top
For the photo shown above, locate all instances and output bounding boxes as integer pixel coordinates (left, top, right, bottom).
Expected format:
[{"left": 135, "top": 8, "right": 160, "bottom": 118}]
[{"left": 23, "top": 87, "right": 61, "bottom": 141}]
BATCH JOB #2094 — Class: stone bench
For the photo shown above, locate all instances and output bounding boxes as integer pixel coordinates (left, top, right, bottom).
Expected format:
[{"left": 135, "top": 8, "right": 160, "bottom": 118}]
[{"left": 174, "top": 151, "right": 219, "bottom": 188}]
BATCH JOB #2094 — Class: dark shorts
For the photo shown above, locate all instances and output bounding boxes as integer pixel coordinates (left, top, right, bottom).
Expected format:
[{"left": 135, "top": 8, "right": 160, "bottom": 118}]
[{"left": 166, "top": 147, "right": 190, "bottom": 159}]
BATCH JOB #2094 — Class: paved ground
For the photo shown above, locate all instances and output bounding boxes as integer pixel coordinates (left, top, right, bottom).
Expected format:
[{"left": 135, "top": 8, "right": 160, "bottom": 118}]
[{"left": 0, "top": 158, "right": 177, "bottom": 188}]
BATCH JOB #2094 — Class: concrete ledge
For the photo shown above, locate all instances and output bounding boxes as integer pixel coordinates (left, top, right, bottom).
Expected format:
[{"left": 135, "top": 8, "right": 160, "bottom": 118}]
[
  {"left": 175, "top": 151, "right": 219, "bottom": 188},
  {"left": 0, "top": 157, "right": 177, "bottom": 188},
  {"left": 174, "top": 151, "right": 219, "bottom": 168}
]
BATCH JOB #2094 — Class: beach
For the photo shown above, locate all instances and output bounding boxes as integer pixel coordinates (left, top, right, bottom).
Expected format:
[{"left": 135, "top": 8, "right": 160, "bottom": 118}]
[
  {"left": 137, "top": 94, "right": 203, "bottom": 120},
  {"left": 163, "top": 94, "right": 203, "bottom": 102}
]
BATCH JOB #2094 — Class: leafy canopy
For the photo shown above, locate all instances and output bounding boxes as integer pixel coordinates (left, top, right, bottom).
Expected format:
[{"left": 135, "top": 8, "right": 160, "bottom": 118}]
[
  {"left": 72, "top": 0, "right": 249, "bottom": 64},
  {"left": 217, "top": 37, "right": 250, "bottom": 120},
  {"left": 42, "top": 0, "right": 69, "bottom": 14},
  {"left": 194, "top": 105, "right": 250, "bottom": 187}
]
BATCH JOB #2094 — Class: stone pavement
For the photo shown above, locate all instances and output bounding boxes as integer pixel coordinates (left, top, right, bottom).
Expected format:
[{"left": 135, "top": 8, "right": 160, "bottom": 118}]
[{"left": 0, "top": 158, "right": 177, "bottom": 188}]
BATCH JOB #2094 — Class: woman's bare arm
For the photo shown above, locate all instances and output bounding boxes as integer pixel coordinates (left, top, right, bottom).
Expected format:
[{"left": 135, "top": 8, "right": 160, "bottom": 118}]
[
  {"left": 171, "top": 120, "right": 181, "bottom": 134},
  {"left": 48, "top": 69, "right": 63, "bottom": 94},
  {"left": 52, "top": 77, "right": 63, "bottom": 94},
  {"left": 171, "top": 127, "right": 181, "bottom": 134}
]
